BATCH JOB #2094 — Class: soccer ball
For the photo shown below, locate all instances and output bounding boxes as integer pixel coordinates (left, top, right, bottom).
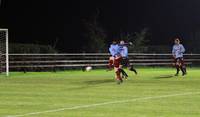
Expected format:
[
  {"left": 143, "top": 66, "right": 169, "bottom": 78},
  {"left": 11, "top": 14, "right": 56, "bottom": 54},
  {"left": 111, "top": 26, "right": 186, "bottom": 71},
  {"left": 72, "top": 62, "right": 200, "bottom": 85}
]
[{"left": 85, "top": 66, "right": 92, "bottom": 71}]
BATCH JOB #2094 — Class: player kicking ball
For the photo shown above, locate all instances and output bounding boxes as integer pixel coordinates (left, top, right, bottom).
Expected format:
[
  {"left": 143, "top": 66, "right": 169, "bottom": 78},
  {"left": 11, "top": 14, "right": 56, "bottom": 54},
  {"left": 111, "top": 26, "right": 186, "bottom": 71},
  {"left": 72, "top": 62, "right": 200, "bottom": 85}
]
[{"left": 172, "top": 38, "right": 187, "bottom": 76}]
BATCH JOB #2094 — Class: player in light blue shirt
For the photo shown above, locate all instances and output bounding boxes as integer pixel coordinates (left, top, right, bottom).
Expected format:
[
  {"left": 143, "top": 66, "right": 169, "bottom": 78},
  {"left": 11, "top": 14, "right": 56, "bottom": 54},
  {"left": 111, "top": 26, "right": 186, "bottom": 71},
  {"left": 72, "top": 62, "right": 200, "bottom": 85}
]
[
  {"left": 109, "top": 41, "right": 120, "bottom": 57},
  {"left": 172, "top": 38, "right": 187, "bottom": 76},
  {"left": 172, "top": 42, "right": 185, "bottom": 59},
  {"left": 108, "top": 40, "right": 121, "bottom": 70},
  {"left": 119, "top": 45, "right": 128, "bottom": 58},
  {"left": 119, "top": 40, "right": 137, "bottom": 79}
]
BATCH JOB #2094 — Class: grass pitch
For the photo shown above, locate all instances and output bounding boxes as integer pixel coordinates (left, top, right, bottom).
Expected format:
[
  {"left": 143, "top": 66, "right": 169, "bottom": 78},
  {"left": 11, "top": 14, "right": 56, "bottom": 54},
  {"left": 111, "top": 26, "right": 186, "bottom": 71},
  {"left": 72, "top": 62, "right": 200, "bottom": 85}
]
[{"left": 0, "top": 68, "right": 200, "bottom": 117}]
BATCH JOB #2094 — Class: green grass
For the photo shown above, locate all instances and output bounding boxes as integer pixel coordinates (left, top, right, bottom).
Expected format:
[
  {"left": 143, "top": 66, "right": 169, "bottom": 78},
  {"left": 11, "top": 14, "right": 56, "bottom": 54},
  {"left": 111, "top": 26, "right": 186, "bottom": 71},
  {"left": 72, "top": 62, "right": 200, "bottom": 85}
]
[{"left": 0, "top": 68, "right": 200, "bottom": 117}]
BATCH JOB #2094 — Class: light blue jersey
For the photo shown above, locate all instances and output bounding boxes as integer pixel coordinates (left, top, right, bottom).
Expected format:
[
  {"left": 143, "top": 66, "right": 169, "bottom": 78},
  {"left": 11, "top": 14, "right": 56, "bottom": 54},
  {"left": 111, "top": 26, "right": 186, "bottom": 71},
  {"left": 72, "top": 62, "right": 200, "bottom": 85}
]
[
  {"left": 109, "top": 44, "right": 120, "bottom": 57},
  {"left": 172, "top": 44, "right": 185, "bottom": 58},
  {"left": 119, "top": 45, "right": 128, "bottom": 58}
]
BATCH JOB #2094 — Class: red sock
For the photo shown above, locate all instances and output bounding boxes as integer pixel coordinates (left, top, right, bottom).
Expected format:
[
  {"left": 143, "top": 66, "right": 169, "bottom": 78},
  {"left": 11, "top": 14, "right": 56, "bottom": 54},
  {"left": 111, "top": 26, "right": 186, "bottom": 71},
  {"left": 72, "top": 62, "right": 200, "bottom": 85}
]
[{"left": 116, "top": 69, "right": 122, "bottom": 81}]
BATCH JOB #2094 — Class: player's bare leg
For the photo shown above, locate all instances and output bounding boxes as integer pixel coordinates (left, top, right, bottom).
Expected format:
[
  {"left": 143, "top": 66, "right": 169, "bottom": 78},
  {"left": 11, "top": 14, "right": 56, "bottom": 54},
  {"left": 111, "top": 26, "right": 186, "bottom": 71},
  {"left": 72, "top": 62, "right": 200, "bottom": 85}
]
[
  {"left": 115, "top": 67, "right": 123, "bottom": 84},
  {"left": 113, "top": 56, "right": 123, "bottom": 84}
]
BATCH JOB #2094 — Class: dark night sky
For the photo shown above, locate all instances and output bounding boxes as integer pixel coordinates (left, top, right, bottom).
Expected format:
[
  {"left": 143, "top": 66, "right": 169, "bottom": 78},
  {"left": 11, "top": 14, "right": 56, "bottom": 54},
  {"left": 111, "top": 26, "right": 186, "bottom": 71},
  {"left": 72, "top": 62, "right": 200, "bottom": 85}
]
[{"left": 1, "top": 0, "right": 200, "bottom": 52}]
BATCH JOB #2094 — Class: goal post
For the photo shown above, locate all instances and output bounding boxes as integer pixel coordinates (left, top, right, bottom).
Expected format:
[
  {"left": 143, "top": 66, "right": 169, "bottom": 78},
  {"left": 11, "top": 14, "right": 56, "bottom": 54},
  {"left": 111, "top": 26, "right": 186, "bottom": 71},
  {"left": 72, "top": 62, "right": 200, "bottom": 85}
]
[{"left": 0, "top": 29, "right": 9, "bottom": 76}]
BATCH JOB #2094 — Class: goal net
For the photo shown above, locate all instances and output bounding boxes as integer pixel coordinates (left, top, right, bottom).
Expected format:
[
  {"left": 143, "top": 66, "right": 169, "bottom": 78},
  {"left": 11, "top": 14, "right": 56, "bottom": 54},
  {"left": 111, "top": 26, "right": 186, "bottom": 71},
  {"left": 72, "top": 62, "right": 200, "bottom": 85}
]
[{"left": 0, "top": 29, "right": 9, "bottom": 76}]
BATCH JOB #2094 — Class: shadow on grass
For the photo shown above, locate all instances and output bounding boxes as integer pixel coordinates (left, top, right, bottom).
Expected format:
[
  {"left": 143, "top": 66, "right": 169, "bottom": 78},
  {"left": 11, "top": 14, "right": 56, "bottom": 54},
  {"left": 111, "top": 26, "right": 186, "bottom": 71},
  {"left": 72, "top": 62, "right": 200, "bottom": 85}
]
[
  {"left": 84, "top": 79, "right": 114, "bottom": 85},
  {"left": 154, "top": 75, "right": 174, "bottom": 79},
  {"left": 67, "top": 79, "right": 114, "bottom": 91}
]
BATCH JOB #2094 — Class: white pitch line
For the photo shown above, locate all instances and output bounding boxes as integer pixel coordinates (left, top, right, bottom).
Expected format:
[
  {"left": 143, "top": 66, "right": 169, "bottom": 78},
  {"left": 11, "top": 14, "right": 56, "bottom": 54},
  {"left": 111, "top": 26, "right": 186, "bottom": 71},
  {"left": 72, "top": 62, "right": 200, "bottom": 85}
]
[{"left": 6, "top": 92, "right": 200, "bottom": 117}]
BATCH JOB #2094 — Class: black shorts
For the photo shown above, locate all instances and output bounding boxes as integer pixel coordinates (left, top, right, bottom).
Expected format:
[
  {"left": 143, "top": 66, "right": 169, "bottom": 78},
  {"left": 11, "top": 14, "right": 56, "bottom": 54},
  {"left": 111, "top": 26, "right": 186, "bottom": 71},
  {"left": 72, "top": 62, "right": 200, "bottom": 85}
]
[
  {"left": 120, "top": 57, "right": 130, "bottom": 67},
  {"left": 175, "top": 57, "right": 185, "bottom": 65}
]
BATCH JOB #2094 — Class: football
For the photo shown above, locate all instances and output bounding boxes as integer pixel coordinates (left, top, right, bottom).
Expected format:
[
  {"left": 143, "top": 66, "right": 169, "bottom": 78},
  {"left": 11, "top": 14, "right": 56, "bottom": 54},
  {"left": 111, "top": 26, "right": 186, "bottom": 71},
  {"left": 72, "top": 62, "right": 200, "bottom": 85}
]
[{"left": 85, "top": 66, "right": 92, "bottom": 71}]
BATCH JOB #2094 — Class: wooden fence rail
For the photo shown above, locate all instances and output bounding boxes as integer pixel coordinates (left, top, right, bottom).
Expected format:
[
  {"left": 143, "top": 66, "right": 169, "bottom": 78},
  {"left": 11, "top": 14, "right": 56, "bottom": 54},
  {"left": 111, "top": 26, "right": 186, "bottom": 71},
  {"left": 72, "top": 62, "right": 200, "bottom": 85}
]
[{"left": 3, "top": 53, "right": 200, "bottom": 71}]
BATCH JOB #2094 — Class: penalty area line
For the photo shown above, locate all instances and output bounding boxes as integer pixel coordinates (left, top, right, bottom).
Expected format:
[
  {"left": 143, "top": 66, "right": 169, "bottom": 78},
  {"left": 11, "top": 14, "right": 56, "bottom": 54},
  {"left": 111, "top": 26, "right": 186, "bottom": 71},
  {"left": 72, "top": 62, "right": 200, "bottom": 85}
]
[{"left": 6, "top": 92, "right": 200, "bottom": 117}]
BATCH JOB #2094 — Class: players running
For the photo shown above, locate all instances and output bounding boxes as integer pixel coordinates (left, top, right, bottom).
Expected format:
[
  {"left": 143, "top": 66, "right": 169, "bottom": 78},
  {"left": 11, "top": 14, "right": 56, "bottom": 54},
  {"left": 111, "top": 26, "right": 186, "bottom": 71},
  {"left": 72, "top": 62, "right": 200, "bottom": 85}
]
[
  {"left": 172, "top": 38, "right": 187, "bottom": 76},
  {"left": 119, "top": 40, "right": 137, "bottom": 77},
  {"left": 108, "top": 40, "right": 137, "bottom": 84},
  {"left": 108, "top": 37, "right": 187, "bottom": 84},
  {"left": 108, "top": 40, "right": 123, "bottom": 84}
]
